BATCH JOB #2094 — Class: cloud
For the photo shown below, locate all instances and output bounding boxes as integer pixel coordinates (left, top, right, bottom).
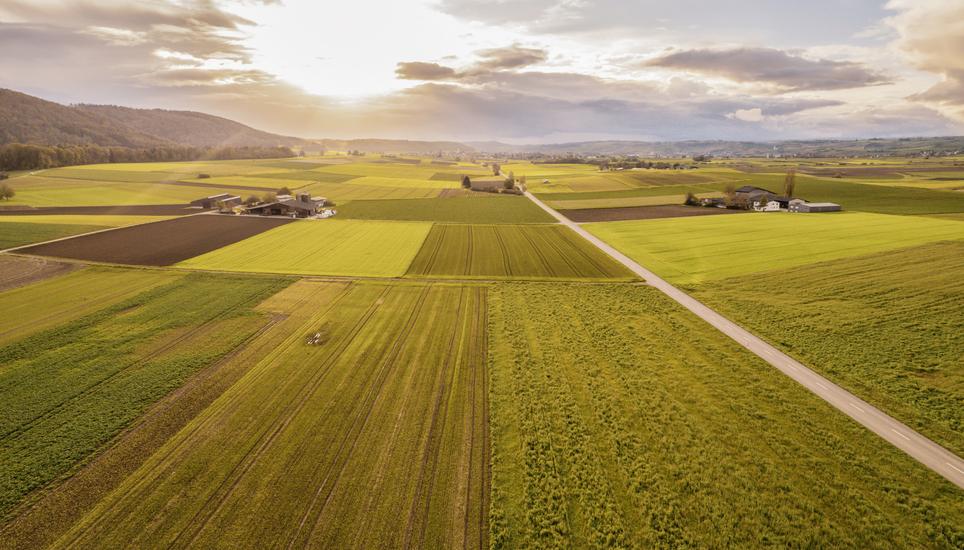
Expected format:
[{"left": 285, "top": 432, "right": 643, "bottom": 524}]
[
  {"left": 645, "top": 47, "right": 890, "bottom": 92},
  {"left": 728, "top": 108, "right": 763, "bottom": 122},
  {"left": 395, "top": 62, "right": 457, "bottom": 81},
  {"left": 886, "top": 0, "right": 964, "bottom": 119},
  {"left": 474, "top": 45, "right": 547, "bottom": 70}
]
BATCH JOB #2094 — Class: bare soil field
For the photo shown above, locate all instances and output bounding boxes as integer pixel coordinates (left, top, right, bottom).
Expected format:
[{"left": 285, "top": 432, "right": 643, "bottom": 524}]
[
  {"left": 0, "top": 255, "right": 79, "bottom": 291},
  {"left": 562, "top": 204, "right": 746, "bottom": 222},
  {"left": 0, "top": 205, "right": 195, "bottom": 216},
  {"left": 18, "top": 215, "right": 292, "bottom": 266}
]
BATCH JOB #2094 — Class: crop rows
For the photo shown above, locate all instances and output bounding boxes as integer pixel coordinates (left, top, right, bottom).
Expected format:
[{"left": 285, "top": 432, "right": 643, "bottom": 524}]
[
  {"left": 0, "top": 273, "right": 288, "bottom": 516},
  {"left": 55, "top": 282, "right": 489, "bottom": 549},
  {"left": 406, "top": 224, "right": 633, "bottom": 280},
  {"left": 487, "top": 283, "right": 963, "bottom": 548}
]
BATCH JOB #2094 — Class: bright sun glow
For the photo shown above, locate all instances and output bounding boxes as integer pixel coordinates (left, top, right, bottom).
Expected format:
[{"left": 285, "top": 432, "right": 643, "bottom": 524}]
[{"left": 231, "top": 0, "right": 515, "bottom": 99}]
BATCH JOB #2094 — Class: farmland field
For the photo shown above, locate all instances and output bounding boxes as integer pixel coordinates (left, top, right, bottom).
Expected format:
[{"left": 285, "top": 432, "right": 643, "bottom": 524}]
[
  {"left": 178, "top": 219, "right": 432, "bottom": 277},
  {"left": 0, "top": 272, "right": 288, "bottom": 516},
  {"left": 0, "top": 255, "right": 77, "bottom": 291},
  {"left": 406, "top": 224, "right": 633, "bottom": 280},
  {"left": 585, "top": 211, "right": 964, "bottom": 284},
  {"left": 0, "top": 267, "right": 180, "bottom": 346},
  {"left": 53, "top": 281, "right": 489, "bottom": 549},
  {"left": 561, "top": 204, "right": 744, "bottom": 222},
  {"left": 488, "top": 283, "right": 963, "bottom": 548},
  {"left": 545, "top": 191, "right": 723, "bottom": 210},
  {"left": 0, "top": 215, "right": 174, "bottom": 249},
  {"left": 691, "top": 241, "right": 964, "bottom": 455},
  {"left": 337, "top": 195, "right": 555, "bottom": 224},
  {"left": 19, "top": 215, "right": 293, "bottom": 266}
]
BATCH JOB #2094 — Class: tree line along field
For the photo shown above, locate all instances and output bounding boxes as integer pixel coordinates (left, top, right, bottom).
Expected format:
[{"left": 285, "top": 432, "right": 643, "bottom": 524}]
[
  {"left": 585, "top": 211, "right": 964, "bottom": 285},
  {"left": 690, "top": 241, "right": 964, "bottom": 456},
  {"left": 0, "top": 272, "right": 288, "bottom": 517},
  {"left": 406, "top": 224, "right": 633, "bottom": 280},
  {"left": 487, "top": 283, "right": 963, "bottom": 548},
  {"left": 49, "top": 281, "right": 489, "bottom": 550}
]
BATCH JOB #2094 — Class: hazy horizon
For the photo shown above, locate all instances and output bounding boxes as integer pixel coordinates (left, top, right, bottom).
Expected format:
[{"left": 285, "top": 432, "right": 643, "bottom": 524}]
[{"left": 2, "top": 0, "right": 962, "bottom": 143}]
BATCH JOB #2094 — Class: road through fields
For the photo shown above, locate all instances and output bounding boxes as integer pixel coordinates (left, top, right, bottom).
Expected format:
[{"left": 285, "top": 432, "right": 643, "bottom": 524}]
[{"left": 524, "top": 190, "right": 964, "bottom": 490}]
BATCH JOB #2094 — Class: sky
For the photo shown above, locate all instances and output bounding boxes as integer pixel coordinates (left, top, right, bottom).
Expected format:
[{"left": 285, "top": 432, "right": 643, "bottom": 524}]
[{"left": 1, "top": 0, "right": 962, "bottom": 143}]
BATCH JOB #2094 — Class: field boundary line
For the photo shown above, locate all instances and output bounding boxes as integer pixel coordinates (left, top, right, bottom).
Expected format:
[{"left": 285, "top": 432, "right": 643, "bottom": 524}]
[{"left": 523, "top": 190, "right": 964, "bottom": 490}]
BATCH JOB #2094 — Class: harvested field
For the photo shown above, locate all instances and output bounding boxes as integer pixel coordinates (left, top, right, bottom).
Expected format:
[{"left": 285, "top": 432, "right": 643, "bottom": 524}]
[
  {"left": 0, "top": 272, "right": 287, "bottom": 516},
  {"left": 0, "top": 205, "right": 194, "bottom": 216},
  {"left": 488, "top": 283, "right": 963, "bottom": 548},
  {"left": 0, "top": 255, "right": 79, "bottom": 292},
  {"left": 178, "top": 219, "right": 432, "bottom": 277},
  {"left": 1, "top": 221, "right": 110, "bottom": 250},
  {"left": 406, "top": 224, "right": 633, "bottom": 280},
  {"left": 19, "top": 215, "right": 293, "bottom": 266},
  {"left": 55, "top": 282, "right": 489, "bottom": 549},
  {"left": 561, "top": 204, "right": 745, "bottom": 222}
]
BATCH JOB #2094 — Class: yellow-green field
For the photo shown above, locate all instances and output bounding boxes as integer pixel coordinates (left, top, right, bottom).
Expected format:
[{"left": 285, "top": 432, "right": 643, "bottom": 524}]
[
  {"left": 177, "top": 219, "right": 433, "bottom": 277},
  {"left": 585, "top": 211, "right": 964, "bottom": 284}
]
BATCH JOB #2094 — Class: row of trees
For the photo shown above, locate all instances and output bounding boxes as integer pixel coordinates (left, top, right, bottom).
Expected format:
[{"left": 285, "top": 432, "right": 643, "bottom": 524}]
[{"left": 0, "top": 143, "right": 296, "bottom": 171}]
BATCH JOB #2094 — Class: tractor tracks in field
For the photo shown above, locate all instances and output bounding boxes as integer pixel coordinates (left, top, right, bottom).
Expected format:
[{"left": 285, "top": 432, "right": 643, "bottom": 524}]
[
  {"left": 170, "top": 285, "right": 395, "bottom": 549},
  {"left": 58, "top": 282, "right": 356, "bottom": 547},
  {"left": 285, "top": 285, "right": 434, "bottom": 549},
  {"left": 401, "top": 287, "right": 469, "bottom": 549}
]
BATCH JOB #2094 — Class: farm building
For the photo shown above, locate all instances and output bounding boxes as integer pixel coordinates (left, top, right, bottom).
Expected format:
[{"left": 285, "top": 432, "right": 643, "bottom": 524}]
[
  {"left": 735, "top": 186, "right": 792, "bottom": 209},
  {"left": 191, "top": 193, "right": 241, "bottom": 209},
  {"left": 245, "top": 193, "right": 327, "bottom": 218},
  {"left": 789, "top": 199, "right": 842, "bottom": 213}
]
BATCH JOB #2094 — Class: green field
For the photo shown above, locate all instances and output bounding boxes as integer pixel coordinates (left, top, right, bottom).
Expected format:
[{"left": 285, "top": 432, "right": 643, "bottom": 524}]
[
  {"left": 407, "top": 224, "right": 633, "bottom": 280},
  {"left": 53, "top": 281, "right": 489, "bottom": 549},
  {"left": 586, "top": 211, "right": 964, "bottom": 284},
  {"left": 793, "top": 176, "right": 964, "bottom": 215},
  {"left": 0, "top": 215, "right": 174, "bottom": 249},
  {"left": 691, "top": 241, "right": 964, "bottom": 455},
  {"left": 546, "top": 192, "right": 723, "bottom": 210},
  {"left": 178, "top": 219, "right": 433, "bottom": 277},
  {"left": 488, "top": 283, "right": 963, "bottom": 548},
  {"left": 337, "top": 196, "right": 555, "bottom": 223},
  {"left": 0, "top": 267, "right": 180, "bottom": 346},
  {"left": 0, "top": 272, "right": 288, "bottom": 516}
]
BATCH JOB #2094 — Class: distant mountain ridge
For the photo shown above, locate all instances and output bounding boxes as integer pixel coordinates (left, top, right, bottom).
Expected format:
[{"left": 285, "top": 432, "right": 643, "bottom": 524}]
[
  {"left": 0, "top": 88, "right": 305, "bottom": 149},
  {"left": 3, "top": 88, "right": 963, "bottom": 157}
]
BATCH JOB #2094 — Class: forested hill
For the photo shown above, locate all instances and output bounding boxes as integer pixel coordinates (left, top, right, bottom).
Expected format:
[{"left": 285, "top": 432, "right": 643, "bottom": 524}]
[
  {"left": 0, "top": 89, "right": 305, "bottom": 148},
  {"left": 0, "top": 89, "right": 170, "bottom": 148},
  {"left": 76, "top": 104, "right": 304, "bottom": 148}
]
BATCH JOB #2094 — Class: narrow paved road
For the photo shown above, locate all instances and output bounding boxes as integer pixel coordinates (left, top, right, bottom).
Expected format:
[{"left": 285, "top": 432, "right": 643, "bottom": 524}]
[{"left": 524, "top": 190, "right": 964, "bottom": 489}]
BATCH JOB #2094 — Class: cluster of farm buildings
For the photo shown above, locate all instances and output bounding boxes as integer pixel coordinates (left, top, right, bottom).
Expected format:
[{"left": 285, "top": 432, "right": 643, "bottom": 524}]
[
  {"left": 700, "top": 186, "right": 841, "bottom": 213},
  {"left": 190, "top": 192, "right": 334, "bottom": 218}
]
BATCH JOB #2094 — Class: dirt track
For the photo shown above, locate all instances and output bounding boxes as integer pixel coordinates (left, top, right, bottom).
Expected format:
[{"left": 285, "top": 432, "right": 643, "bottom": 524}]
[
  {"left": 0, "top": 255, "right": 79, "bottom": 291},
  {"left": 18, "top": 215, "right": 293, "bottom": 266},
  {"left": 561, "top": 204, "right": 745, "bottom": 222},
  {"left": 0, "top": 204, "right": 196, "bottom": 216}
]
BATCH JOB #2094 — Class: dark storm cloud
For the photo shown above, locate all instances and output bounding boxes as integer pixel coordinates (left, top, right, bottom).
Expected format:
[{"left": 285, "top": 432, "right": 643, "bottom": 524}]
[
  {"left": 644, "top": 47, "right": 890, "bottom": 92},
  {"left": 395, "top": 62, "right": 458, "bottom": 81}
]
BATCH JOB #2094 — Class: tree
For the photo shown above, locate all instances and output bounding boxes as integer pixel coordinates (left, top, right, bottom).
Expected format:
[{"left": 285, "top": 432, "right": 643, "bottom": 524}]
[
  {"left": 0, "top": 183, "right": 14, "bottom": 200},
  {"left": 723, "top": 183, "right": 736, "bottom": 207},
  {"left": 519, "top": 175, "right": 527, "bottom": 186},
  {"left": 503, "top": 178, "right": 515, "bottom": 190},
  {"left": 683, "top": 192, "right": 697, "bottom": 206},
  {"left": 244, "top": 195, "right": 260, "bottom": 205},
  {"left": 261, "top": 192, "right": 277, "bottom": 203},
  {"left": 508, "top": 170, "right": 515, "bottom": 183},
  {"left": 461, "top": 175, "right": 472, "bottom": 189},
  {"left": 783, "top": 169, "right": 797, "bottom": 198},
  {"left": 277, "top": 186, "right": 292, "bottom": 196},
  {"left": 197, "top": 173, "right": 211, "bottom": 179},
  {"left": 491, "top": 162, "right": 501, "bottom": 176}
]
